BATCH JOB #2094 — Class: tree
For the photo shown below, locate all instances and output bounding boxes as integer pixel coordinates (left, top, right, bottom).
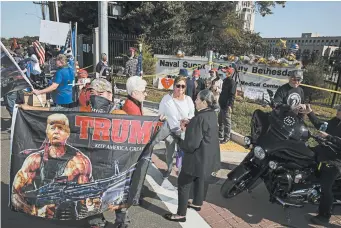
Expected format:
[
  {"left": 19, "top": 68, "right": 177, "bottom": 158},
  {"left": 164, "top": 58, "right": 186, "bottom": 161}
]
[{"left": 302, "top": 59, "right": 329, "bottom": 102}]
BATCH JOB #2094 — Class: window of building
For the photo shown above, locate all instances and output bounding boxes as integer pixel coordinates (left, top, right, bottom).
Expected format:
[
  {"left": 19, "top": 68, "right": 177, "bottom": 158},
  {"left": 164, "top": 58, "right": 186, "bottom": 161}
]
[
  {"left": 317, "top": 40, "right": 320, "bottom": 42},
  {"left": 322, "top": 40, "right": 324, "bottom": 42},
  {"left": 313, "top": 40, "right": 316, "bottom": 43},
  {"left": 309, "top": 40, "right": 312, "bottom": 43}
]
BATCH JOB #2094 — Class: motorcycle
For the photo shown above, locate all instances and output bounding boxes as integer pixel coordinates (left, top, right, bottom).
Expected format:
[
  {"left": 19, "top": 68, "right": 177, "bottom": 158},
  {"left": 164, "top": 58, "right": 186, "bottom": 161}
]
[{"left": 220, "top": 90, "right": 341, "bottom": 209}]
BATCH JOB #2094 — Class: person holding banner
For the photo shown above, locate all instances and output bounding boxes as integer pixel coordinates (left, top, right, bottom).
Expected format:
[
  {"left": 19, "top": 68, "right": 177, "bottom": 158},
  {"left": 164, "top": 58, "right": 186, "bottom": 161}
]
[
  {"left": 32, "top": 54, "right": 75, "bottom": 107},
  {"left": 122, "top": 76, "right": 147, "bottom": 116},
  {"left": 20, "top": 79, "right": 129, "bottom": 228}
]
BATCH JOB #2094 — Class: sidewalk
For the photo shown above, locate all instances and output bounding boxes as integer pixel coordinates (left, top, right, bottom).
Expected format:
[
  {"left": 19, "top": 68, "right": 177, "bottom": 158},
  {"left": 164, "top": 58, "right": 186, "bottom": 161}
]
[{"left": 144, "top": 107, "right": 341, "bottom": 228}]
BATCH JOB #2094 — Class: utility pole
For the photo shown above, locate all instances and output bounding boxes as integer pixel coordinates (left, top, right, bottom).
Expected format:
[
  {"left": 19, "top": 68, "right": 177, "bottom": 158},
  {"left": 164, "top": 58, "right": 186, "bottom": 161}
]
[
  {"left": 48, "top": 1, "right": 56, "bottom": 21},
  {"left": 33, "top": 1, "right": 48, "bottom": 20},
  {"left": 98, "top": 1, "right": 109, "bottom": 62}
]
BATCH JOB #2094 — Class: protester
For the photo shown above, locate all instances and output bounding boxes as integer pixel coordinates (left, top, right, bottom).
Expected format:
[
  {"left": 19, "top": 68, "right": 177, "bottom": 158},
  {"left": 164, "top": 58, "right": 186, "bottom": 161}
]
[
  {"left": 208, "top": 68, "right": 218, "bottom": 81},
  {"left": 27, "top": 46, "right": 42, "bottom": 82},
  {"left": 158, "top": 76, "right": 195, "bottom": 177},
  {"left": 304, "top": 104, "right": 341, "bottom": 226},
  {"left": 123, "top": 47, "right": 138, "bottom": 77},
  {"left": 122, "top": 76, "right": 147, "bottom": 115},
  {"left": 164, "top": 89, "right": 220, "bottom": 222},
  {"left": 210, "top": 70, "right": 223, "bottom": 104},
  {"left": 96, "top": 53, "right": 109, "bottom": 78},
  {"left": 181, "top": 69, "right": 195, "bottom": 100},
  {"left": 273, "top": 70, "right": 306, "bottom": 112},
  {"left": 20, "top": 78, "right": 128, "bottom": 228},
  {"left": 32, "top": 54, "right": 75, "bottom": 107},
  {"left": 193, "top": 70, "right": 205, "bottom": 100},
  {"left": 218, "top": 67, "right": 236, "bottom": 144}
]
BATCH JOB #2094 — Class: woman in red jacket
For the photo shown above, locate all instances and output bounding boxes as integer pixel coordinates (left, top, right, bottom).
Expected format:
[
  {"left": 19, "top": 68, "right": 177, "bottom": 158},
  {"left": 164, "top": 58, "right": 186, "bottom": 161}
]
[{"left": 122, "top": 76, "right": 147, "bottom": 115}]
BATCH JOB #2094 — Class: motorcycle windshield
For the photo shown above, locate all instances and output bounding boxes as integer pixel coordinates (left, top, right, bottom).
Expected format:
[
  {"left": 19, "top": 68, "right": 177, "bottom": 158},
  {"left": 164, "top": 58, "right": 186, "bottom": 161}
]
[{"left": 269, "top": 109, "right": 309, "bottom": 141}]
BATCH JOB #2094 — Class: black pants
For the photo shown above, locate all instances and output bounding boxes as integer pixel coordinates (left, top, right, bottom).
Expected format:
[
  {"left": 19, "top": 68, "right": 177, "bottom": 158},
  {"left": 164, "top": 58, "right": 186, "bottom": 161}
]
[
  {"left": 177, "top": 172, "right": 205, "bottom": 216},
  {"left": 87, "top": 209, "right": 130, "bottom": 226},
  {"left": 319, "top": 163, "right": 340, "bottom": 218},
  {"left": 218, "top": 108, "right": 232, "bottom": 140}
]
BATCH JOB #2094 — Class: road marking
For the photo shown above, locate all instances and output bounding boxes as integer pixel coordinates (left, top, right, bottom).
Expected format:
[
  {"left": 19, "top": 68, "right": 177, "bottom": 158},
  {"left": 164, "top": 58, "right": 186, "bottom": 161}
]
[{"left": 146, "top": 164, "right": 210, "bottom": 228}]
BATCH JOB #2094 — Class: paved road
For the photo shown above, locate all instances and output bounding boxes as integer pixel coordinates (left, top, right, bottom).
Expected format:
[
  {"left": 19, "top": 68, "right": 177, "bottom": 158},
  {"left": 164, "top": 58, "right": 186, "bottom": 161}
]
[{"left": 2, "top": 106, "right": 341, "bottom": 228}]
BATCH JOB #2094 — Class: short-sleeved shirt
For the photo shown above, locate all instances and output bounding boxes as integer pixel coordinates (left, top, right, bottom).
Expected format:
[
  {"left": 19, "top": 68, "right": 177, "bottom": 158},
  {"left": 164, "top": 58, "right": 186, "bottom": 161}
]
[{"left": 52, "top": 66, "right": 74, "bottom": 105}]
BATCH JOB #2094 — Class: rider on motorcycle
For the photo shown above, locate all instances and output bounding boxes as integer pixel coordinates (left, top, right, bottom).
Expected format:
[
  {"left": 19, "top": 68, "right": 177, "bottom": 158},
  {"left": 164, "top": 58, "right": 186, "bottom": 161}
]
[
  {"left": 273, "top": 70, "right": 306, "bottom": 113},
  {"left": 305, "top": 104, "right": 341, "bottom": 226}
]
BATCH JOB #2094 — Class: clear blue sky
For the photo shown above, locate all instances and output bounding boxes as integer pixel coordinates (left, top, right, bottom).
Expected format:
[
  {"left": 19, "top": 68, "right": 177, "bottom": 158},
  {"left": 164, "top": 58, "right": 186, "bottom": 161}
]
[
  {"left": 255, "top": 1, "right": 341, "bottom": 37},
  {"left": 1, "top": 1, "right": 341, "bottom": 39}
]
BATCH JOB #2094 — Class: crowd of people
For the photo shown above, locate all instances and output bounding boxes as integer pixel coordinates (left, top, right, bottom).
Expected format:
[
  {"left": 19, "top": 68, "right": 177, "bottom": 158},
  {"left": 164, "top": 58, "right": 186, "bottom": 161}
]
[{"left": 4, "top": 42, "right": 341, "bottom": 228}]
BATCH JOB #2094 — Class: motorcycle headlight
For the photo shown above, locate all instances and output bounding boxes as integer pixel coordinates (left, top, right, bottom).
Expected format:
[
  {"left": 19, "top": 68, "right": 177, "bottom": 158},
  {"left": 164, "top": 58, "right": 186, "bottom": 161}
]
[
  {"left": 254, "top": 146, "right": 266, "bottom": 160},
  {"left": 244, "top": 136, "right": 251, "bottom": 146}
]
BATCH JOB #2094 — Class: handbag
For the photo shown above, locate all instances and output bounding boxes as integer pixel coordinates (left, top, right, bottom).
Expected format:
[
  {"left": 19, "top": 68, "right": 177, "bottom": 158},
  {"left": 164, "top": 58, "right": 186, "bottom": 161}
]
[{"left": 175, "top": 149, "right": 184, "bottom": 169}]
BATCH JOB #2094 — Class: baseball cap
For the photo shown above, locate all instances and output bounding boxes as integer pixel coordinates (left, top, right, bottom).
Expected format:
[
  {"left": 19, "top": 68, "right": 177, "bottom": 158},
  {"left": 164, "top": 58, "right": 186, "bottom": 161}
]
[
  {"left": 89, "top": 78, "right": 112, "bottom": 93},
  {"left": 209, "top": 68, "right": 218, "bottom": 73},
  {"left": 290, "top": 70, "right": 304, "bottom": 80},
  {"left": 193, "top": 70, "right": 200, "bottom": 77}
]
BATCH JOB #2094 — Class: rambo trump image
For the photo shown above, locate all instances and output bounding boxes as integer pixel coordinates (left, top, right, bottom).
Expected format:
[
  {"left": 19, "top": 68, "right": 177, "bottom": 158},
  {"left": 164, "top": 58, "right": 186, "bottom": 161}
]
[{"left": 11, "top": 113, "right": 100, "bottom": 219}]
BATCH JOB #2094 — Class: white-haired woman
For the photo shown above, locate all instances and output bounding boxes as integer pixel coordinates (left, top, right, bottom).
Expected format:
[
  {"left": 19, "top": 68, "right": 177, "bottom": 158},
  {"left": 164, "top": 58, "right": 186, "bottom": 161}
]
[
  {"left": 158, "top": 76, "right": 195, "bottom": 177},
  {"left": 164, "top": 89, "right": 220, "bottom": 222},
  {"left": 122, "top": 76, "right": 147, "bottom": 115}
]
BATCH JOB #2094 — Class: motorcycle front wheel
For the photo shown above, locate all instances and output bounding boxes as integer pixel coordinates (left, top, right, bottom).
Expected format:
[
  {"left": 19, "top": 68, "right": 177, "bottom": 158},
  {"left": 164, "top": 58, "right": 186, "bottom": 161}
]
[{"left": 220, "top": 164, "right": 252, "bottom": 198}]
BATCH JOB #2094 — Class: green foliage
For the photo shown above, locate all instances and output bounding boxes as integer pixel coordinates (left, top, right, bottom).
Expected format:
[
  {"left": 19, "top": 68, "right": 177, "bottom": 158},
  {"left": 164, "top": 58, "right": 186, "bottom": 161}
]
[
  {"left": 58, "top": 1, "right": 286, "bottom": 55},
  {"left": 302, "top": 60, "right": 329, "bottom": 102},
  {"left": 136, "top": 37, "right": 158, "bottom": 75}
]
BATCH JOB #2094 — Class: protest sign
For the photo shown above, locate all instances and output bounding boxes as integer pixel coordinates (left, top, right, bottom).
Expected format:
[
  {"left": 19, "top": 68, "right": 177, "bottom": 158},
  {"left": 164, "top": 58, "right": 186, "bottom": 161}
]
[
  {"left": 9, "top": 109, "right": 163, "bottom": 220},
  {"left": 39, "top": 20, "right": 70, "bottom": 46}
]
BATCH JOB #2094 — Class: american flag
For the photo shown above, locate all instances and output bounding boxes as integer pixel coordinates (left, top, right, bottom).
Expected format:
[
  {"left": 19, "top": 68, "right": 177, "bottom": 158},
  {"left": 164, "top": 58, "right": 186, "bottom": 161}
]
[{"left": 33, "top": 40, "right": 45, "bottom": 65}]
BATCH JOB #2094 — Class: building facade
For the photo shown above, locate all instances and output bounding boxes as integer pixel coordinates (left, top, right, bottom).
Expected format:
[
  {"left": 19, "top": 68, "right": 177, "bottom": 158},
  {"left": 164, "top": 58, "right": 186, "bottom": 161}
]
[
  {"left": 263, "top": 33, "right": 341, "bottom": 57},
  {"left": 235, "top": 1, "right": 256, "bottom": 32}
]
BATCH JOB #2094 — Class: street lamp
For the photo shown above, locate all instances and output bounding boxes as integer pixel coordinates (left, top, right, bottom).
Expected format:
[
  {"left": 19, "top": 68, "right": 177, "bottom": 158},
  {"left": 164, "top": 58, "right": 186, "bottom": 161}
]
[{"left": 25, "top": 12, "right": 42, "bottom": 20}]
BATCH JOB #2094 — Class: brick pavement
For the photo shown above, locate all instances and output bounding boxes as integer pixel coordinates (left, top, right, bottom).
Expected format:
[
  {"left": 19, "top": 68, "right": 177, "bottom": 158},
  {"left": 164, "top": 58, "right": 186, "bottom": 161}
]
[{"left": 151, "top": 151, "right": 341, "bottom": 228}]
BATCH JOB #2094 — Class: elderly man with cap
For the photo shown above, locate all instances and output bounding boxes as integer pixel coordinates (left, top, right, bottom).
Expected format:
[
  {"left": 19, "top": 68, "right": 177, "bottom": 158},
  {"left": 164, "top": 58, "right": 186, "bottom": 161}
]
[
  {"left": 123, "top": 47, "right": 138, "bottom": 77},
  {"left": 122, "top": 76, "right": 147, "bottom": 115},
  {"left": 302, "top": 104, "right": 341, "bottom": 226},
  {"left": 273, "top": 70, "right": 306, "bottom": 113}
]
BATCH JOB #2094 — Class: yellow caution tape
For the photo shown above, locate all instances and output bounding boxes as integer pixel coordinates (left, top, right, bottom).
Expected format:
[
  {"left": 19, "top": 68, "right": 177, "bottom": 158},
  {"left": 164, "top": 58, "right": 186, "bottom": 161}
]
[{"left": 211, "top": 62, "right": 341, "bottom": 95}]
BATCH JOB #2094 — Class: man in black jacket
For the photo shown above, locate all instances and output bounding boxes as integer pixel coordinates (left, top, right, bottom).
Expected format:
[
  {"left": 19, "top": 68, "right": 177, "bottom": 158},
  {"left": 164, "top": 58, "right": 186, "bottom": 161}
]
[
  {"left": 273, "top": 70, "right": 306, "bottom": 112},
  {"left": 218, "top": 68, "right": 237, "bottom": 144},
  {"left": 305, "top": 104, "right": 341, "bottom": 226}
]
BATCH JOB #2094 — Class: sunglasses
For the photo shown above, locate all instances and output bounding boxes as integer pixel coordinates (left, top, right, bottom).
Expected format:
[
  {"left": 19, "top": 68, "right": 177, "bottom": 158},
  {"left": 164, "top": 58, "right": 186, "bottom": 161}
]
[
  {"left": 291, "top": 77, "right": 302, "bottom": 82},
  {"left": 176, "top": 84, "right": 186, "bottom": 89}
]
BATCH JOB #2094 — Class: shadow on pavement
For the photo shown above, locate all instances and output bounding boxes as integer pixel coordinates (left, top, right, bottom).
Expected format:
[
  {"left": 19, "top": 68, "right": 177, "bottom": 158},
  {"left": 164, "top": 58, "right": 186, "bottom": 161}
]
[
  {"left": 139, "top": 185, "right": 174, "bottom": 215},
  {"left": 1, "top": 117, "right": 11, "bottom": 132}
]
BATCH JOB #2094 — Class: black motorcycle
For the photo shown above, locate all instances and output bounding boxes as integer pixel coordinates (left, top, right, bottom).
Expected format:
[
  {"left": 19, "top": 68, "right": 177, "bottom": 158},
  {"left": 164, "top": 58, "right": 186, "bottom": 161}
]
[{"left": 220, "top": 90, "right": 341, "bottom": 209}]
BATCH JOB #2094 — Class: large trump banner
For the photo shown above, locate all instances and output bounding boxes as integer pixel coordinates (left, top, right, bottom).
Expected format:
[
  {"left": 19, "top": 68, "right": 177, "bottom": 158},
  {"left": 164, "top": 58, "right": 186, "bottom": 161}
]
[{"left": 9, "top": 109, "right": 164, "bottom": 220}]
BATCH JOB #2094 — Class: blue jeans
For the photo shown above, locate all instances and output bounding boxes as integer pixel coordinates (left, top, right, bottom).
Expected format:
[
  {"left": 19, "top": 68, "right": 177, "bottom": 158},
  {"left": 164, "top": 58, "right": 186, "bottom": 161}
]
[{"left": 5, "top": 91, "right": 18, "bottom": 116}]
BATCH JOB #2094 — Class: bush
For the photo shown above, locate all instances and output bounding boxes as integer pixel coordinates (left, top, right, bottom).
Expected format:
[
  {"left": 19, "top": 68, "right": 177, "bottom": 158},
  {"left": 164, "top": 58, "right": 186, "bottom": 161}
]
[
  {"left": 136, "top": 37, "right": 158, "bottom": 76},
  {"left": 302, "top": 60, "right": 329, "bottom": 102}
]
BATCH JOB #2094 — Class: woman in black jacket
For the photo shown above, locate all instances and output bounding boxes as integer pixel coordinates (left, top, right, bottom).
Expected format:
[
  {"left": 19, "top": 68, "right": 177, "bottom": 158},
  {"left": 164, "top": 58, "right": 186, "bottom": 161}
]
[{"left": 164, "top": 89, "right": 221, "bottom": 222}]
